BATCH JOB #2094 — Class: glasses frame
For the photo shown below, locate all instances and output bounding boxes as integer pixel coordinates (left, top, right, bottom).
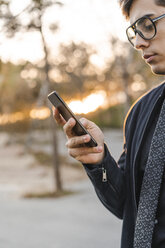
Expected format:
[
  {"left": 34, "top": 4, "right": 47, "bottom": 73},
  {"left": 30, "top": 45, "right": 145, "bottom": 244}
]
[{"left": 126, "top": 13, "right": 165, "bottom": 47}]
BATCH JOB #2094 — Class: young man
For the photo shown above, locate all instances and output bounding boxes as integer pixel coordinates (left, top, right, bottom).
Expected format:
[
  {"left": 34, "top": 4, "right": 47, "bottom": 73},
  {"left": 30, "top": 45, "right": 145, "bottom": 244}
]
[{"left": 54, "top": 0, "right": 165, "bottom": 247}]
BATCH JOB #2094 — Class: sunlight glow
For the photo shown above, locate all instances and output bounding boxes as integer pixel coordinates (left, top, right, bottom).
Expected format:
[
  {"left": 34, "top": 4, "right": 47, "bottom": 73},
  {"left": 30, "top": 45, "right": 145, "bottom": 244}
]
[
  {"left": 108, "top": 91, "right": 127, "bottom": 106},
  {"left": 68, "top": 91, "right": 106, "bottom": 114},
  {"left": 131, "top": 81, "right": 147, "bottom": 92},
  {"left": 0, "top": 91, "right": 127, "bottom": 125},
  {"left": 30, "top": 107, "right": 51, "bottom": 120},
  {"left": 0, "top": 107, "right": 51, "bottom": 125},
  {"left": 0, "top": 112, "right": 24, "bottom": 125}
]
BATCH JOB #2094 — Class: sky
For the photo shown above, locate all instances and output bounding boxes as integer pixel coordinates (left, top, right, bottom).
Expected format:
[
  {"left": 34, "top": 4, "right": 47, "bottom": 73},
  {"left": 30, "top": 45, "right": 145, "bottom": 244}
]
[{"left": 0, "top": 0, "right": 128, "bottom": 64}]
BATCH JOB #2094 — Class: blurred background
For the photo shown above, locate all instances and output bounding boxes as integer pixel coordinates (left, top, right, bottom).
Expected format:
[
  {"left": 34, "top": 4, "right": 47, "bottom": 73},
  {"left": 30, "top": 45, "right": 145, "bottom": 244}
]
[{"left": 0, "top": 0, "right": 164, "bottom": 247}]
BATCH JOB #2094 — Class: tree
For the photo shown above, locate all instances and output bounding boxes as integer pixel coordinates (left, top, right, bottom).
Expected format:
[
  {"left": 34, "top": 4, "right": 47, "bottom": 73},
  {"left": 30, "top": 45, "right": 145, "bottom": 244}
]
[
  {"left": 0, "top": 0, "right": 64, "bottom": 192},
  {"left": 50, "top": 41, "right": 99, "bottom": 100}
]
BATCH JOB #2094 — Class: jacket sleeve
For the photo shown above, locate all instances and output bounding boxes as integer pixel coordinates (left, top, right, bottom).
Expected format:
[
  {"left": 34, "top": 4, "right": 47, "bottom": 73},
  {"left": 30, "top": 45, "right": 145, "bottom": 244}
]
[{"left": 83, "top": 143, "right": 126, "bottom": 219}]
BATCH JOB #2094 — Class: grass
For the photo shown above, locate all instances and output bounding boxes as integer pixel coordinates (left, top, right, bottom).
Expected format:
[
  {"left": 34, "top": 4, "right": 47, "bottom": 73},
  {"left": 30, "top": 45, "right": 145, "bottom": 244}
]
[
  {"left": 23, "top": 189, "right": 76, "bottom": 199},
  {"left": 32, "top": 151, "right": 52, "bottom": 166}
]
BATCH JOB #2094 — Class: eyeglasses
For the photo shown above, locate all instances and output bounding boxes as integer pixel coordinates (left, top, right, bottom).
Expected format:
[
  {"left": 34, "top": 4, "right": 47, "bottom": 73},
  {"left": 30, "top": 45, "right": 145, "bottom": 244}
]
[{"left": 126, "top": 13, "right": 165, "bottom": 47}]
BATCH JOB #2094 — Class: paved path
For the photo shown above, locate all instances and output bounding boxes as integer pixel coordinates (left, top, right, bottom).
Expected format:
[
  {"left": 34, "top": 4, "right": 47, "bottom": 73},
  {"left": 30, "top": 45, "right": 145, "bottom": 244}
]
[
  {"left": 0, "top": 129, "right": 123, "bottom": 248},
  {"left": 0, "top": 180, "right": 122, "bottom": 248}
]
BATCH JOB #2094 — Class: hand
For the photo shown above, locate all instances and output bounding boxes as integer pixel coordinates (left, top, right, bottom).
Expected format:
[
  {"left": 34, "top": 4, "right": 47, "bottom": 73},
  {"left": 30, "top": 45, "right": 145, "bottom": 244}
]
[{"left": 53, "top": 108, "right": 105, "bottom": 164}]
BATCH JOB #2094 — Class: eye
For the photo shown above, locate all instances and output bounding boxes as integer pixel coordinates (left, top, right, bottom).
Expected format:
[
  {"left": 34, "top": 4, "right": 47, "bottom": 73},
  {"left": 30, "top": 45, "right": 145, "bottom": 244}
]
[
  {"left": 143, "top": 23, "right": 154, "bottom": 32},
  {"left": 136, "top": 17, "right": 154, "bottom": 35}
]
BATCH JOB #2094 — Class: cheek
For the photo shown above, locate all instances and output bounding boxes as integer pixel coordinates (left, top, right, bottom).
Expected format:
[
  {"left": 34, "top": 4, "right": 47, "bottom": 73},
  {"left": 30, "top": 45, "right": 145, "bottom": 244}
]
[
  {"left": 156, "top": 27, "right": 165, "bottom": 45},
  {"left": 154, "top": 33, "right": 165, "bottom": 57},
  {"left": 159, "top": 40, "right": 165, "bottom": 59}
]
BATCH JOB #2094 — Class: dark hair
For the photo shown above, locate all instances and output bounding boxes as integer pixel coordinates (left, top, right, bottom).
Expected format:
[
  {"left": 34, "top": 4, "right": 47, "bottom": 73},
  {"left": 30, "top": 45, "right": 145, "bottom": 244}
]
[{"left": 119, "top": 0, "right": 165, "bottom": 19}]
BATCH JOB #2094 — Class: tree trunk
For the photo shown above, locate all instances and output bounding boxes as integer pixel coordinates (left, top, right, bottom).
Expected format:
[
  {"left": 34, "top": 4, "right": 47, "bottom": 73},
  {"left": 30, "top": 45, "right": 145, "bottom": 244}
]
[
  {"left": 50, "top": 115, "right": 62, "bottom": 191},
  {"left": 39, "top": 23, "right": 63, "bottom": 192}
]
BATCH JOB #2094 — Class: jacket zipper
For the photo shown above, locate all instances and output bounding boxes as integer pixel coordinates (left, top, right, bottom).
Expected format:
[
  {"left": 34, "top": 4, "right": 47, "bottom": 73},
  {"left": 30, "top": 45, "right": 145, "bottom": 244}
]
[
  {"left": 102, "top": 166, "right": 119, "bottom": 195},
  {"left": 102, "top": 167, "right": 107, "bottom": 182},
  {"left": 132, "top": 94, "right": 162, "bottom": 214}
]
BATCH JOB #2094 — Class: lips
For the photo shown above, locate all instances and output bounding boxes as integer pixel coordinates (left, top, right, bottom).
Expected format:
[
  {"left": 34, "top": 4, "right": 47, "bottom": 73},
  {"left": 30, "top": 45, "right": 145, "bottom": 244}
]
[{"left": 143, "top": 54, "right": 157, "bottom": 63}]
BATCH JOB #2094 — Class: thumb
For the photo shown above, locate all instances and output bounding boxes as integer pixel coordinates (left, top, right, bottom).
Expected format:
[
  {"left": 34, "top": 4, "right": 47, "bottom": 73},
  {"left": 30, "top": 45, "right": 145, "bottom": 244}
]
[{"left": 80, "top": 118, "right": 94, "bottom": 130}]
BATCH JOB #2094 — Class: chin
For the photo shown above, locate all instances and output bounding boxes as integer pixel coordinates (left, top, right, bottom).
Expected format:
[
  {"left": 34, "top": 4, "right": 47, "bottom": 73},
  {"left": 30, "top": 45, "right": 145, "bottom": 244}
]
[{"left": 150, "top": 65, "right": 165, "bottom": 75}]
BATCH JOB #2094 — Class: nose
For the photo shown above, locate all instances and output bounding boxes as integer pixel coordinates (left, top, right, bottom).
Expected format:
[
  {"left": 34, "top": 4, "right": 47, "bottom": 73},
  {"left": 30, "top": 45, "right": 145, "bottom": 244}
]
[{"left": 134, "top": 33, "right": 150, "bottom": 50}]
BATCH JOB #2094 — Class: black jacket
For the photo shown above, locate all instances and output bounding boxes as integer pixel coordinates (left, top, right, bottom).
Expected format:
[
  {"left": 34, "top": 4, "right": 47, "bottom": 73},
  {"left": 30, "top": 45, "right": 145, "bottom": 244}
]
[{"left": 84, "top": 82, "right": 165, "bottom": 248}]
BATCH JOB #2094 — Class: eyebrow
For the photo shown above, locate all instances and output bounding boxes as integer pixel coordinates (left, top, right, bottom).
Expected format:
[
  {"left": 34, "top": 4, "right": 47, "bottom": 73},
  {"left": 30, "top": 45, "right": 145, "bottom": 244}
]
[
  {"left": 145, "top": 14, "right": 154, "bottom": 18},
  {"left": 130, "top": 13, "right": 154, "bottom": 26}
]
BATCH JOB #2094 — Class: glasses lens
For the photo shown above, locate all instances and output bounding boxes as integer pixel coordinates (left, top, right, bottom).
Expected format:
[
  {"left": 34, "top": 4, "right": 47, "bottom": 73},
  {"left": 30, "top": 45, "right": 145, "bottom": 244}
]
[
  {"left": 127, "top": 17, "right": 156, "bottom": 46},
  {"left": 136, "top": 17, "right": 155, "bottom": 39},
  {"left": 126, "top": 27, "right": 136, "bottom": 46}
]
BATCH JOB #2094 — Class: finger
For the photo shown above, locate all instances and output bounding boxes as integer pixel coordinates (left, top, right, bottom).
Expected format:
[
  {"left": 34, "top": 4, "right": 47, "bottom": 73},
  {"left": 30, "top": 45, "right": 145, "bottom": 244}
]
[
  {"left": 63, "top": 118, "right": 76, "bottom": 138},
  {"left": 53, "top": 108, "right": 66, "bottom": 126},
  {"left": 68, "top": 145, "right": 103, "bottom": 158},
  {"left": 75, "top": 154, "right": 103, "bottom": 164},
  {"left": 79, "top": 117, "right": 94, "bottom": 131},
  {"left": 66, "top": 134, "right": 91, "bottom": 148}
]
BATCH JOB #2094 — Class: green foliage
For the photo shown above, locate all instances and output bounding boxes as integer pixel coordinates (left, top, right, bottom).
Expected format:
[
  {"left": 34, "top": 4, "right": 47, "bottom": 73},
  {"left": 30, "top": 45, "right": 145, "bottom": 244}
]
[
  {"left": 0, "top": 61, "right": 39, "bottom": 113},
  {"left": 0, "top": 119, "right": 30, "bottom": 133},
  {"left": 86, "top": 104, "right": 125, "bottom": 128},
  {"left": 50, "top": 42, "right": 98, "bottom": 100},
  {"left": 0, "top": 0, "right": 63, "bottom": 37}
]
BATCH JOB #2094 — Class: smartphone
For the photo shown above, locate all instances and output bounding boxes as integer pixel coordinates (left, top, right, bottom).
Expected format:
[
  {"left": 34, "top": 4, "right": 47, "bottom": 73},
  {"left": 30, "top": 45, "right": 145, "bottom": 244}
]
[{"left": 48, "top": 91, "right": 98, "bottom": 147}]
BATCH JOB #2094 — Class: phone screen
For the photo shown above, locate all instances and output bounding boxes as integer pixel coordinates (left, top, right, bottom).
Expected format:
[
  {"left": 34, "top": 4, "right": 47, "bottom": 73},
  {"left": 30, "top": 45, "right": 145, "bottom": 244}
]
[{"left": 48, "top": 91, "right": 98, "bottom": 147}]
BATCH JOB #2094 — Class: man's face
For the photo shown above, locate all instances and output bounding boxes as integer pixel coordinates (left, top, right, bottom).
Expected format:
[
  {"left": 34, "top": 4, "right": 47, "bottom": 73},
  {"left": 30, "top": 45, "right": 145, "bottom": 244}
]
[{"left": 129, "top": 0, "right": 165, "bottom": 75}]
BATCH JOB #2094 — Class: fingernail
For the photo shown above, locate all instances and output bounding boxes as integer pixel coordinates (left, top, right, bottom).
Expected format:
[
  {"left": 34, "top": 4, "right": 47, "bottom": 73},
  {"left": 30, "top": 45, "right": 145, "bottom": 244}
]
[
  {"left": 69, "top": 121, "right": 72, "bottom": 127},
  {"left": 97, "top": 146, "right": 102, "bottom": 152},
  {"left": 83, "top": 137, "right": 87, "bottom": 142},
  {"left": 69, "top": 119, "right": 73, "bottom": 126},
  {"left": 70, "top": 118, "right": 76, "bottom": 125}
]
